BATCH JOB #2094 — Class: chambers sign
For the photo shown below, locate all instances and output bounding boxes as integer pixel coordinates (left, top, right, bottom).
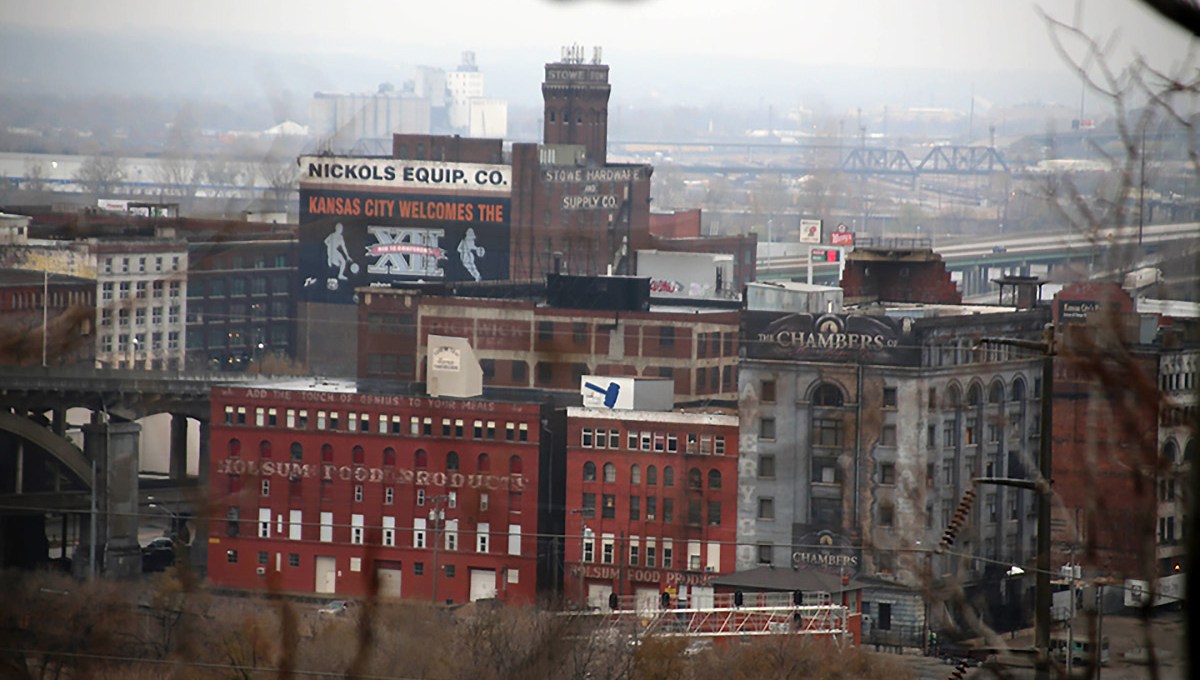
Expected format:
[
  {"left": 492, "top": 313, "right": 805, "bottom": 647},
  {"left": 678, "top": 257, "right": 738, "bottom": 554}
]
[
  {"left": 792, "top": 531, "right": 861, "bottom": 578},
  {"left": 745, "top": 312, "right": 917, "bottom": 365}
]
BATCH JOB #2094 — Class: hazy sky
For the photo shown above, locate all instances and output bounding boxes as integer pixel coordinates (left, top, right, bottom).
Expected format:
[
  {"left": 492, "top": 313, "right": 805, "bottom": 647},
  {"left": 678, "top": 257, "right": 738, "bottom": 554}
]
[{"left": 2, "top": 0, "right": 1192, "bottom": 73}]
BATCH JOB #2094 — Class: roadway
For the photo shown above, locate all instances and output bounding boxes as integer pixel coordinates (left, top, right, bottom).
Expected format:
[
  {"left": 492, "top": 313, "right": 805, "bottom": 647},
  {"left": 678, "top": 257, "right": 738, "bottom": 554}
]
[{"left": 756, "top": 221, "right": 1199, "bottom": 283}]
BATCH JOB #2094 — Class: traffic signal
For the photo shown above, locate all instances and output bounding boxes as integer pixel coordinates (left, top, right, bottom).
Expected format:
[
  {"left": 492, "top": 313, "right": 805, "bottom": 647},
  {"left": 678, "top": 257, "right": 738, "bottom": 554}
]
[
  {"left": 792, "top": 590, "right": 803, "bottom": 606},
  {"left": 609, "top": 593, "right": 619, "bottom": 610},
  {"left": 734, "top": 591, "right": 744, "bottom": 607},
  {"left": 661, "top": 591, "right": 671, "bottom": 609}
]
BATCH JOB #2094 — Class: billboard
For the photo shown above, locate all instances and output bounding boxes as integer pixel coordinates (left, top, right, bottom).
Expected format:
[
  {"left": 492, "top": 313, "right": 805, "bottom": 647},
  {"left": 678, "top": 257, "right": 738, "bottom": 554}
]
[
  {"left": 744, "top": 311, "right": 918, "bottom": 365},
  {"left": 299, "top": 157, "right": 512, "bottom": 304},
  {"left": 799, "top": 219, "right": 822, "bottom": 244}
]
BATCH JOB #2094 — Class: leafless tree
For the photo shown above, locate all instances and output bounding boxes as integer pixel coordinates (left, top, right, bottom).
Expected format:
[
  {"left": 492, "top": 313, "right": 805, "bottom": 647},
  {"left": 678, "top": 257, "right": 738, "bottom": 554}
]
[{"left": 73, "top": 154, "right": 127, "bottom": 196}]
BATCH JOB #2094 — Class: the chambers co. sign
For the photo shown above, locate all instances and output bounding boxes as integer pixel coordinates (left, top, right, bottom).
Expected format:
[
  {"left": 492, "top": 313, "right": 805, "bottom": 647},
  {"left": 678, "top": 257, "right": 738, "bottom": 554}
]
[
  {"left": 792, "top": 530, "right": 861, "bottom": 578},
  {"left": 747, "top": 312, "right": 916, "bottom": 364}
]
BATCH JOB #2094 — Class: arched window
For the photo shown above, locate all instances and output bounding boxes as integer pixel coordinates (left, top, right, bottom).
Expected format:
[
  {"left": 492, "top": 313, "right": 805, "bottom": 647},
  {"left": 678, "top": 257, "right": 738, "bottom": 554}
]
[
  {"left": 988, "top": 382, "right": 1005, "bottom": 404},
  {"left": 1011, "top": 378, "right": 1026, "bottom": 402},
  {"left": 708, "top": 469, "right": 722, "bottom": 490},
  {"left": 321, "top": 443, "right": 334, "bottom": 463},
  {"left": 945, "top": 384, "right": 962, "bottom": 408},
  {"left": 630, "top": 464, "right": 641, "bottom": 485},
  {"left": 646, "top": 465, "right": 658, "bottom": 485},
  {"left": 688, "top": 467, "right": 702, "bottom": 490},
  {"left": 228, "top": 438, "right": 242, "bottom": 458},
  {"left": 290, "top": 442, "right": 303, "bottom": 461},
  {"left": 967, "top": 383, "right": 983, "bottom": 406},
  {"left": 603, "top": 462, "right": 616, "bottom": 483},
  {"left": 509, "top": 455, "right": 523, "bottom": 474},
  {"left": 447, "top": 451, "right": 460, "bottom": 470},
  {"left": 383, "top": 447, "right": 396, "bottom": 466},
  {"left": 415, "top": 448, "right": 428, "bottom": 468},
  {"left": 583, "top": 461, "right": 597, "bottom": 482},
  {"left": 812, "top": 383, "right": 844, "bottom": 407},
  {"left": 663, "top": 466, "right": 675, "bottom": 487},
  {"left": 478, "top": 453, "right": 491, "bottom": 471},
  {"left": 1163, "top": 440, "right": 1178, "bottom": 464},
  {"left": 258, "top": 440, "right": 270, "bottom": 459},
  {"left": 352, "top": 445, "right": 365, "bottom": 464}
]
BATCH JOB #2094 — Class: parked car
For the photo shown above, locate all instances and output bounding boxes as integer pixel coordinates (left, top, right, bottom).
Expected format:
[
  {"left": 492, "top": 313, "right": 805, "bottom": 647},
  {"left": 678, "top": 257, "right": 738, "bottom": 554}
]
[
  {"left": 141, "top": 536, "right": 176, "bottom": 572},
  {"left": 318, "top": 600, "right": 352, "bottom": 616}
]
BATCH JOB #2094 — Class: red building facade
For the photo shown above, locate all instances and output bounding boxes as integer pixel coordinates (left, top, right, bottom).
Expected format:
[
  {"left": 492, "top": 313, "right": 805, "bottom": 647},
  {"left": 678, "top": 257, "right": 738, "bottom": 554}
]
[
  {"left": 207, "top": 383, "right": 547, "bottom": 604},
  {"left": 562, "top": 407, "right": 739, "bottom": 609}
]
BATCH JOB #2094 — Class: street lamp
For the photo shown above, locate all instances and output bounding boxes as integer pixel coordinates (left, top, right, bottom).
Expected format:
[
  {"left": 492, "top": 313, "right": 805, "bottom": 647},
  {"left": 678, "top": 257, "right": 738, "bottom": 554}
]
[{"left": 975, "top": 324, "right": 1055, "bottom": 680}]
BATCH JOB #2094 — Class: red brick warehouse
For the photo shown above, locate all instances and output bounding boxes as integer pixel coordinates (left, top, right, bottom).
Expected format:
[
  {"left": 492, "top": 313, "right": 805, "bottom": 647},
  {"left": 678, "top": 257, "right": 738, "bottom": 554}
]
[
  {"left": 562, "top": 406, "right": 739, "bottom": 609},
  {"left": 207, "top": 382, "right": 549, "bottom": 604}
]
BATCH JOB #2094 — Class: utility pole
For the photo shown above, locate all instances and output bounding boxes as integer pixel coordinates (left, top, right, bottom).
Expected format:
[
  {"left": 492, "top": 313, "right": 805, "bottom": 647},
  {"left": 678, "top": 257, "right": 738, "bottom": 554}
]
[
  {"left": 429, "top": 494, "right": 449, "bottom": 605},
  {"left": 975, "top": 324, "right": 1056, "bottom": 680}
]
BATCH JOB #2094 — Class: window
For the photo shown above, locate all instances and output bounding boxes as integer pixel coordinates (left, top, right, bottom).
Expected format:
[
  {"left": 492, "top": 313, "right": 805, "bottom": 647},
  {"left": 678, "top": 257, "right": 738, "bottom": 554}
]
[
  {"left": 646, "top": 541, "right": 657, "bottom": 567},
  {"left": 354, "top": 485, "right": 363, "bottom": 503},
  {"left": 877, "top": 602, "right": 892, "bottom": 630},
  {"left": 663, "top": 466, "right": 674, "bottom": 487},
  {"left": 630, "top": 464, "right": 641, "bottom": 484},
  {"left": 813, "top": 418, "right": 843, "bottom": 447},
  {"left": 447, "top": 451, "right": 460, "bottom": 470},
  {"left": 688, "top": 468, "right": 702, "bottom": 490},
  {"left": 384, "top": 487, "right": 394, "bottom": 505},
  {"left": 583, "top": 461, "right": 597, "bottom": 482},
  {"left": 414, "top": 517, "right": 427, "bottom": 548},
  {"left": 582, "top": 493, "right": 596, "bottom": 518},
  {"left": 880, "top": 462, "right": 896, "bottom": 485},
  {"left": 659, "top": 326, "right": 674, "bottom": 347},
  {"left": 662, "top": 498, "right": 674, "bottom": 522},
  {"left": 444, "top": 565, "right": 455, "bottom": 578},
  {"left": 757, "top": 497, "right": 775, "bottom": 520},
  {"left": 707, "top": 501, "right": 721, "bottom": 525},
  {"left": 583, "top": 532, "right": 595, "bottom": 562},
  {"left": 667, "top": 434, "right": 678, "bottom": 452},
  {"left": 881, "top": 425, "right": 897, "bottom": 446},
  {"left": 227, "top": 550, "right": 238, "bottom": 563},
  {"left": 602, "top": 535, "right": 615, "bottom": 564},
  {"left": 761, "top": 379, "right": 777, "bottom": 403},
  {"left": 879, "top": 503, "right": 894, "bottom": 526},
  {"left": 414, "top": 563, "right": 424, "bottom": 576},
  {"left": 629, "top": 496, "right": 640, "bottom": 521},
  {"left": 646, "top": 465, "right": 657, "bottom": 485},
  {"left": 627, "top": 431, "right": 638, "bottom": 450},
  {"left": 883, "top": 387, "right": 897, "bottom": 407},
  {"left": 760, "top": 417, "right": 776, "bottom": 440},
  {"left": 537, "top": 320, "right": 553, "bottom": 341},
  {"left": 629, "top": 541, "right": 640, "bottom": 566},
  {"left": 646, "top": 496, "right": 657, "bottom": 520},
  {"left": 608, "top": 430, "right": 620, "bottom": 448},
  {"left": 258, "top": 508, "right": 271, "bottom": 538},
  {"left": 757, "top": 544, "right": 773, "bottom": 565},
  {"left": 708, "top": 469, "right": 722, "bottom": 489},
  {"left": 602, "top": 494, "right": 616, "bottom": 519},
  {"left": 261, "top": 479, "right": 270, "bottom": 497},
  {"left": 351, "top": 514, "right": 364, "bottom": 545},
  {"left": 759, "top": 455, "right": 776, "bottom": 479},
  {"left": 603, "top": 462, "right": 616, "bottom": 483},
  {"left": 476, "top": 522, "right": 490, "bottom": 553},
  {"left": 582, "top": 428, "right": 593, "bottom": 447},
  {"left": 662, "top": 541, "right": 673, "bottom": 569}
]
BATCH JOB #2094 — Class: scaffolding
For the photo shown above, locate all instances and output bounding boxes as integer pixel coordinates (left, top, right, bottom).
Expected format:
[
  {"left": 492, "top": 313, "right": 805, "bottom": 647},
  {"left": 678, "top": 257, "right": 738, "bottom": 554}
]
[{"left": 573, "top": 591, "right": 851, "bottom": 646}]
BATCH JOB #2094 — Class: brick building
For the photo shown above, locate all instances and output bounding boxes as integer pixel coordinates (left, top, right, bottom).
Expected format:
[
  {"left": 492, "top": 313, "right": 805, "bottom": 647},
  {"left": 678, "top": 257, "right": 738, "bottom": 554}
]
[
  {"left": 562, "top": 404, "right": 739, "bottom": 610},
  {"left": 186, "top": 231, "right": 297, "bottom": 371},
  {"left": 207, "top": 382, "right": 551, "bottom": 604},
  {"left": 1049, "top": 282, "right": 1196, "bottom": 579},
  {"left": 0, "top": 268, "right": 95, "bottom": 366},
  {"left": 356, "top": 279, "right": 740, "bottom": 403},
  {"left": 300, "top": 50, "right": 786, "bottom": 378}
]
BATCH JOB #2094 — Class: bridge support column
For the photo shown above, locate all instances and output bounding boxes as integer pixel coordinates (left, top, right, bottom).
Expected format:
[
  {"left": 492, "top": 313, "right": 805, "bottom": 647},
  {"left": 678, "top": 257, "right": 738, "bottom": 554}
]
[
  {"left": 82, "top": 420, "right": 142, "bottom": 578},
  {"left": 169, "top": 414, "right": 188, "bottom": 482},
  {"left": 52, "top": 408, "right": 66, "bottom": 435}
]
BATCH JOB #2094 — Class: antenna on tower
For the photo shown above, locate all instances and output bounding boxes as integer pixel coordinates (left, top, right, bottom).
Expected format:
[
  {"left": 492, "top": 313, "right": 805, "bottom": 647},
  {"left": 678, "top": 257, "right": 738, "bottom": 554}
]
[{"left": 592, "top": 46, "right": 603, "bottom": 64}]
